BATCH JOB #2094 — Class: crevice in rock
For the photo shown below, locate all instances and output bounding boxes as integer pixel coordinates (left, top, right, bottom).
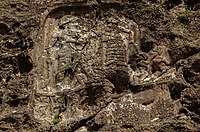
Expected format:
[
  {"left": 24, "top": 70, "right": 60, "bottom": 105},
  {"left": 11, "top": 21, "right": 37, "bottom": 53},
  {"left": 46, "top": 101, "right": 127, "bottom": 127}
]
[
  {"left": 6, "top": 76, "right": 12, "bottom": 82},
  {"left": 178, "top": 107, "right": 189, "bottom": 115},
  {"left": 121, "top": 124, "right": 134, "bottom": 129},
  {"left": 181, "top": 88, "right": 200, "bottom": 118},
  {"left": 5, "top": 92, "right": 29, "bottom": 107},
  {"left": 70, "top": 95, "right": 118, "bottom": 132},
  {"left": 10, "top": 4, "right": 16, "bottom": 8},
  {"left": 64, "top": 68, "right": 75, "bottom": 80},
  {"left": 159, "top": 32, "right": 179, "bottom": 42},
  {"left": 191, "top": 115, "right": 200, "bottom": 124},
  {"left": 140, "top": 38, "right": 154, "bottom": 53},
  {"left": 129, "top": 85, "right": 153, "bottom": 94},
  {"left": 169, "top": 46, "right": 200, "bottom": 65},
  {"left": 12, "top": 21, "right": 21, "bottom": 30},
  {"left": 184, "top": 0, "right": 200, "bottom": 11},
  {"left": 178, "top": 16, "right": 190, "bottom": 25},
  {"left": 186, "top": 105, "right": 200, "bottom": 116},
  {"left": 157, "top": 123, "right": 194, "bottom": 132},
  {"left": 106, "top": 70, "right": 129, "bottom": 94},
  {"left": 48, "top": 3, "right": 124, "bottom": 19},
  {"left": 142, "top": 99, "right": 154, "bottom": 106},
  {"left": 6, "top": 94, "right": 19, "bottom": 107},
  {"left": 7, "top": 98, "right": 20, "bottom": 107},
  {"left": 0, "top": 23, "right": 11, "bottom": 35},
  {"left": 70, "top": 103, "right": 109, "bottom": 132},
  {"left": 86, "top": 119, "right": 104, "bottom": 132},
  {"left": 163, "top": 0, "right": 182, "bottom": 10},
  {"left": 5, "top": 37, "right": 33, "bottom": 50},
  {"left": 168, "top": 82, "right": 187, "bottom": 100},
  {"left": 148, "top": 25, "right": 156, "bottom": 31},
  {"left": 0, "top": 127, "right": 9, "bottom": 131},
  {"left": 17, "top": 54, "right": 33, "bottom": 74},
  {"left": 0, "top": 116, "right": 20, "bottom": 130},
  {"left": 48, "top": 6, "right": 94, "bottom": 19},
  {"left": 1, "top": 117, "right": 18, "bottom": 124},
  {"left": 191, "top": 60, "right": 200, "bottom": 73},
  {"left": 182, "top": 68, "right": 200, "bottom": 85},
  {"left": 81, "top": 84, "right": 105, "bottom": 106},
  {"left": 147, "top": 0, "right": 159, "bottom": 4}
]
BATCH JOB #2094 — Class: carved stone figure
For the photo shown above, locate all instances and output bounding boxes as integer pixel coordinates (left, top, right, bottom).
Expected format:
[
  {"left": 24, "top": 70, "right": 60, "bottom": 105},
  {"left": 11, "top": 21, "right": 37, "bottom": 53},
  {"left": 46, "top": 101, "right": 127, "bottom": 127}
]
[{"left": 34, "top": 4, "right": 176, "bottom": 123}]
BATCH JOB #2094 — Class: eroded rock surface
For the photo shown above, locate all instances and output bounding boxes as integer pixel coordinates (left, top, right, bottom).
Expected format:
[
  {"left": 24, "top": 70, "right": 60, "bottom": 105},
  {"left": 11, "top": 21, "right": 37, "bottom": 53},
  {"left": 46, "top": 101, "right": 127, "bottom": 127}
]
[{"left": 0, "top": 0, "right": 200, "bottom": 131}]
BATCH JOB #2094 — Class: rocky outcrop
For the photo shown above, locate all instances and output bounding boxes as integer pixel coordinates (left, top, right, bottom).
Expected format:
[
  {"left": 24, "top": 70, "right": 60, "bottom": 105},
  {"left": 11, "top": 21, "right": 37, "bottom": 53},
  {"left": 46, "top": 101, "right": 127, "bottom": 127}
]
[{"left": 0, "top": 0, "right": 200, "bottom": 131}]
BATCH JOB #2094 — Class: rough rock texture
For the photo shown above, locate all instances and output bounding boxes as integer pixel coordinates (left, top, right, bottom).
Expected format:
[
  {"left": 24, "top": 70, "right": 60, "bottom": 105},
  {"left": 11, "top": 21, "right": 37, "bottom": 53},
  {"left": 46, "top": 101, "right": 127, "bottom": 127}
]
[{"left": 0, "top": 0, "right": 200, "bottom": 131}]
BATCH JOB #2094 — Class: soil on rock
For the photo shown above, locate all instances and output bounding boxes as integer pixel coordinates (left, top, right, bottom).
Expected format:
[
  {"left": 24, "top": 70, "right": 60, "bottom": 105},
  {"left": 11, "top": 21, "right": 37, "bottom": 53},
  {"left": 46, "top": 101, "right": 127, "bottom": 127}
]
[{"left": 0, "top": 0, "right": 200, "bottom": 131}]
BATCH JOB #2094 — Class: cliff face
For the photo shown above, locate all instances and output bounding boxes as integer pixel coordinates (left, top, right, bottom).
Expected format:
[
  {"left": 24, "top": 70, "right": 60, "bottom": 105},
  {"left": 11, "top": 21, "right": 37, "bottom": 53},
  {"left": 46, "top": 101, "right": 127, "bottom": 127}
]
[{"left": 0, "top": 0, "right": 200, "bottom": 131}]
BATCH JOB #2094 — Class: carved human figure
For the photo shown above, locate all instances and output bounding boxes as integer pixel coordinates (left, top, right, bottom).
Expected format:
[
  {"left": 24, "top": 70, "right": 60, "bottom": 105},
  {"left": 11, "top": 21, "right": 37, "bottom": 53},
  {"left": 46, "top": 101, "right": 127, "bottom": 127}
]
[
  {"left": 148, "top": 41, "right": 171, "bottom": 74},
  {"left": 35, "top": 7, "right": 145, "bottom": 122}
]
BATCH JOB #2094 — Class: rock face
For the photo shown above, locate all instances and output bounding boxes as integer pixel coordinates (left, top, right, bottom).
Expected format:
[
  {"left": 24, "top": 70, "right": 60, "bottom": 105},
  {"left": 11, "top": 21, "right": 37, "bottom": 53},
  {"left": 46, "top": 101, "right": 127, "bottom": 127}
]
[{"left": 0, "top": 0, "right": 200, "bottom": 131}]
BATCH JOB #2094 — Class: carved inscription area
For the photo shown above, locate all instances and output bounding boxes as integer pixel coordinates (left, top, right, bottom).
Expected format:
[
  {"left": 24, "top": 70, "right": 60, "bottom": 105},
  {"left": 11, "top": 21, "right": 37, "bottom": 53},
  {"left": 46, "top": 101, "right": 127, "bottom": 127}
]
[
  {"left": 34, "top": 9, "right": 139, "bottom": 121},
  {"left": 46, "top": 9, "right": 140, "bottom": 90}
]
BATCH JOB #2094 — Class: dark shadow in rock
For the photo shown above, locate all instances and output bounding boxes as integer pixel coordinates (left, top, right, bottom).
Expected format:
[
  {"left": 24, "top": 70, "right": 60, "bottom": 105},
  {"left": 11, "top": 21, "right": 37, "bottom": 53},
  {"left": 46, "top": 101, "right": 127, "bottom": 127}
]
[
  {"left": 0, "top": 127, "right": 9, "bottom": 131},
  {"left": 0, "top": 113, "right": 39, "bottom": 131},
  {"left": 182, "top": 68, "right": 200, "bottom": 85},
  {"left": 181, "top": 88, "right": 200, "bottom": 117},
  {"left": 1, "top": 117, "right": 20, "bottom": 130},
  {"left": 0, "top": 23, "right": 11, "bottom": 35},
  {"left": 169, "top": 46, "right": 200, "bottom": 65},
  {"left": 5, "top": 37, "right": 33, "bottom": 50},
  {"left": 20, "top": 97, "right": 29, "bottom": 105},
  {"left": 191, "top": 115, "right": 200, "bottom": 124},
  {"left": 22, "top": 113, "right": 39, "bottom": 128},
  {"left": 106, "top": 70, "right": 129, "bottom": 94},
  {"left": 128, "top": 54, "right": 137, "bottom": 71},
  {"left": 17, "top": 54, "right": 33, "bottom": 74},
  {"left": 64, "top": 68, "right": 74, "bottom": 80},
  {"left": 148, "top": 25, "right": 156, "bottom": 31},
  {"left": 147, "top": 0, "right": 159, "bottom": 3},
  {"left": 163, "top": 0, "right": 182, "bottom": 10},
  {"left": 10, "top": 4, "right": 16, "bottom": 8},
  {"left": 58, "top": 25, "right": 65, "bottom": 30},
  {"left": 6, "top": 76, "right": 12, "bottom": 82},
  {"left": 184, "top": 0, "right": 200, "bottom": 11},
  {"left": 12, "top": 21, "right": 21, "bottom": 30},
  {"left": 168, "top": 82, "right": 187, "bottom": 100},
  {"left": 178, "top": 107, "right": 189, "bottom": 115},
  {"left": 70, "top": 113, "right": 97, "bottom": 132},
  {"left": 86, "top": 119, "right": 104, "bottom": 132},
  {"left": 48, "top": 3, "right": 124, "bottom": 19},
  {"left": 121, "top": 124, "right": 134, "bottom": 129},
  {"left": 129, "top": 85, "right": 153, "bottom": 94},
  {"left": 140, "top": 38, "right": 154, "bottom": 53},
  {"left": 178, "top": 16, "right": 190, "bottom": 25},
  {"left": 81, "top": 84, "right": 105, "bottom": 106},
  {"left": 185, "top": 102, "right": 200, "bottom": 116},
  {"left": 1, "top": 117, "right": 18, "bottom": 125},
  {"left": 48, "top": 5, "right": 93, "bottom": 19},
  {"left": 0, "top": 56, "right": 20, "bottom": 75},
  {"left": 157, "top": 123, "right": 194, "bottom": 132},
  {"left": 5, "top": 41, "right": 16, "bottom": 49},
  {"left": 191, "top": 60, "right": 200, "bottom": 73},
  {"left": 6, "top": 94, "right": 19, "bottom": 107},
  {"left": 159, "top": 32, "right": 179, "bottom": 42}
]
